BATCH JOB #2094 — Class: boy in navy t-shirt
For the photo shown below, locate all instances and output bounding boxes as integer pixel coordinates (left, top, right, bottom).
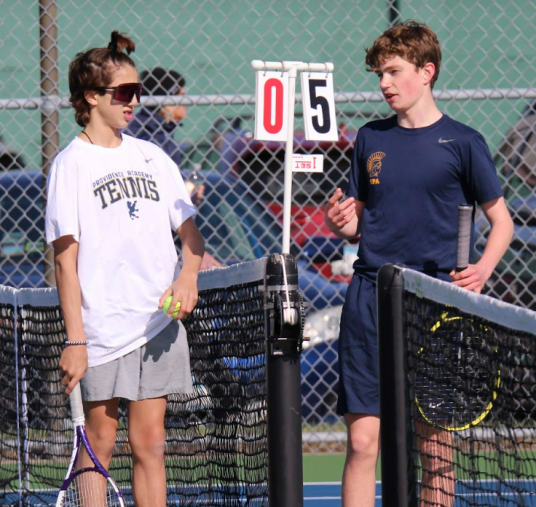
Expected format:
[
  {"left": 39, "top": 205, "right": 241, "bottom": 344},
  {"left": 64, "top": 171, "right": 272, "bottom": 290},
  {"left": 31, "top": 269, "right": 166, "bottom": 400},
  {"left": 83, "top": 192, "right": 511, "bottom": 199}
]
[{"left": 324, "top": 20, "right": 514, "bottom": 507}]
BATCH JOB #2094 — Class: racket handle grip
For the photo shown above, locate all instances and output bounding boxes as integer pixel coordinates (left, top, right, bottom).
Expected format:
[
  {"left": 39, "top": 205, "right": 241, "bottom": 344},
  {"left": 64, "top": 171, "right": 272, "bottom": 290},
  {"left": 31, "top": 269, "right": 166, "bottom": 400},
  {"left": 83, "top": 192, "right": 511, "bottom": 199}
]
[
  {"left": 456, "top": 204, "right": 473, "bottom": 272},
  {"left": 69, "top": 382, "right": 85, "bottom": 424}
]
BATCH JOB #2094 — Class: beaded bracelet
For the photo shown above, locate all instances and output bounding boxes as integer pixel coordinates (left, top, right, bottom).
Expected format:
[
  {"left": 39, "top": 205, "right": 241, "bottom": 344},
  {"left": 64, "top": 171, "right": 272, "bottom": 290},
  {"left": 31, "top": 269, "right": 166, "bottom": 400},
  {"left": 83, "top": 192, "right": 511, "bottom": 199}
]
[{"left": 64, "top": 340, "right": 88, "bottom": 346}]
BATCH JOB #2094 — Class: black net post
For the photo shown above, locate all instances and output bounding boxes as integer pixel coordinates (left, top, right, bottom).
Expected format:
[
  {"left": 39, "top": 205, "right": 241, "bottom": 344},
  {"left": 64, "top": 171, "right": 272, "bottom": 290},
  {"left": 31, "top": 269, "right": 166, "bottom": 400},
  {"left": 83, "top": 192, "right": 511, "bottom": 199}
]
[
  {"left": 264, "top": 254, "right": 304, "bottom": 507},
  {"left": 377, "top": 264, "right": 417, "bottom": 507}
]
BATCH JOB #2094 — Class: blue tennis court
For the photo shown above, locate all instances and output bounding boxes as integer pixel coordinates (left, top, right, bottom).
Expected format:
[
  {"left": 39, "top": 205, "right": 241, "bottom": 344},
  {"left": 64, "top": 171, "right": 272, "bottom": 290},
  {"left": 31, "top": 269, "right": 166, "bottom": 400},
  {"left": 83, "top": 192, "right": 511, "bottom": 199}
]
[
  {"left": 5, "top": 480, "right": 535, "bottom": 506},
  {"left": 304, "top": 482, "right": 379, "bottom": 506},
  {"left": 304, "top": 480, "right": 536, "bottom": 506}
]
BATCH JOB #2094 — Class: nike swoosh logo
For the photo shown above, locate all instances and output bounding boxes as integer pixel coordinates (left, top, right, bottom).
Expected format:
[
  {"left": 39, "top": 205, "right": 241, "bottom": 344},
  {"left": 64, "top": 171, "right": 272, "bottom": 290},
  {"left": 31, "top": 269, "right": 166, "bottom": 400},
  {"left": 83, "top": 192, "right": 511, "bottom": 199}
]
[
  {"left": 145, "top": 158, "right": 153, "bottom": 163},
  {"left": 438, "top": 137, "right": 455, "bottom": 143}
]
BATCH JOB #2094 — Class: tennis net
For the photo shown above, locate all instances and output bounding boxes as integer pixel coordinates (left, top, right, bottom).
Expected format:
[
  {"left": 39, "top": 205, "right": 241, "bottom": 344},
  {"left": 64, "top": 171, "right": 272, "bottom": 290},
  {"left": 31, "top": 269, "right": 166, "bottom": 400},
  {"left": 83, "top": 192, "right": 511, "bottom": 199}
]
[
  {"left": 378, "top": 265, "right": 536, "bottom": 507},
  {"left": 0, "top": 258, "right": 278, "bottom": 507}
]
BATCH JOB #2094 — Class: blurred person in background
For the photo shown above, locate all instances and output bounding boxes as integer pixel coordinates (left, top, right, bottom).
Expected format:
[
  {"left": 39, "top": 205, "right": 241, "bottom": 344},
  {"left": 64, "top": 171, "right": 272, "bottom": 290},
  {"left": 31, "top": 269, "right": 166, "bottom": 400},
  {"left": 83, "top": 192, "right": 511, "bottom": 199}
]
[
  {"left": 126, "top": 67, "right": 219, "bottom": 270},
  {"left": 126, "top": 67, "right": 187, "bottom": 164},
  {"left": 126, "top": 67, "right": 203, "bottom": 202},
  {"left": 0, "top": 135, "right": 26, "bottom": 171}
]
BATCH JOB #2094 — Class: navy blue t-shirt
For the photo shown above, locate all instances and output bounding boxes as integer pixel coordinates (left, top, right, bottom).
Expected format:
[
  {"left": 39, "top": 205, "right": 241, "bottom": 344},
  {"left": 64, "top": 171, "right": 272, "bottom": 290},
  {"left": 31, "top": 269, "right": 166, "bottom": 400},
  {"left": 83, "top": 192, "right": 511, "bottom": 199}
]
[{"left": 347, "top": 114, "right": 503, "bottom": 281}]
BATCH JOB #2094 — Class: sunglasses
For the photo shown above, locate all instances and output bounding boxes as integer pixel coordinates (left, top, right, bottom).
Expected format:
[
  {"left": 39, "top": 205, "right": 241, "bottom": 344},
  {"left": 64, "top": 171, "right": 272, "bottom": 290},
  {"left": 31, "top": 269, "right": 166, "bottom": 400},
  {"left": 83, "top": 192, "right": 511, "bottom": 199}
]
[{"left": 96, "top": 82, "right": 142, "bottom": 103}]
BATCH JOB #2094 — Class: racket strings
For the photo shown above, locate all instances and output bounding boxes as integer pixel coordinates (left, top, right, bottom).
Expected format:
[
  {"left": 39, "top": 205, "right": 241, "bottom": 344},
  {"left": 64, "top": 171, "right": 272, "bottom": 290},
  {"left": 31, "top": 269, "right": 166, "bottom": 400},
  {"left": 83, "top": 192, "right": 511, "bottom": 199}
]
[
  {"left": 64, "top": 471, "right": 122, "bottom": 507},
  {"left": 413, "top": 317, "right": 499, "bottom": 430}
]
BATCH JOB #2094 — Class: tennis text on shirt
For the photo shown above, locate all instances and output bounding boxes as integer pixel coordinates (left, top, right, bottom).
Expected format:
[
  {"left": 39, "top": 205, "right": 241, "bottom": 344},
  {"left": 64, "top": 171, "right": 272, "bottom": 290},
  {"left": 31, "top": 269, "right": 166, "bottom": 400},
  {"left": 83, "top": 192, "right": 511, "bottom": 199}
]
[{"left": 44, "top": 134, "right": 197, "bottom": 367}]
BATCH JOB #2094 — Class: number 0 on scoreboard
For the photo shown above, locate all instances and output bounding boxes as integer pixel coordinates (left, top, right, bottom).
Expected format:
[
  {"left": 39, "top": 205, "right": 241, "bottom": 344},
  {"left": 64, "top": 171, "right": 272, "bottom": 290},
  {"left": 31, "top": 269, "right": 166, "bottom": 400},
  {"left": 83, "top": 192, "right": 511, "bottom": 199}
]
[{"left": 254, "top": 71, "right": 290, "bottom": 141}]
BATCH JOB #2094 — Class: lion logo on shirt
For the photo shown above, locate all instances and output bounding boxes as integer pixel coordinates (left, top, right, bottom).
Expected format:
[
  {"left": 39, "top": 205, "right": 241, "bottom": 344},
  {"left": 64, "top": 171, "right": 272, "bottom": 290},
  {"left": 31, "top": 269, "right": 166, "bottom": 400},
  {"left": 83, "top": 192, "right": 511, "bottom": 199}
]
[{"left": 367, "top": 152, "right": 385, "bottom": 185}]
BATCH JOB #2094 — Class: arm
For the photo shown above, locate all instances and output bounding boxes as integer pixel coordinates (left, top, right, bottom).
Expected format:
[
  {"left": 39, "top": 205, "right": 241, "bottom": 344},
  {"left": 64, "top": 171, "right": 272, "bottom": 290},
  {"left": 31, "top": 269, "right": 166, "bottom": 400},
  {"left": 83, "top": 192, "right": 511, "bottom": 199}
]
[
  {"left": 159, "top": 216, "right": 205, "bottom": 320},
  {"left": 324, "top": 187, "right": 363, "bottom": 240},
  {"left": 451, "top": 196, "right": 514, "bottom": 293},
  {"left": 53, "top": 235, "right": 88, "bottom": 395},
  {"left": 200, "top": 250, "right": 222, "bottom": 270}
]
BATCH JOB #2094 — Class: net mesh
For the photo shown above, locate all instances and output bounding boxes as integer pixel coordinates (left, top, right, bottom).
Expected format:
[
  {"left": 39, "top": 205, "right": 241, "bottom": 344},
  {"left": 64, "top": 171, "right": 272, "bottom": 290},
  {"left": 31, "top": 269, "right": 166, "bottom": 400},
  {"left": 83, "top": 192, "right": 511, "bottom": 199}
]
[
  {"left": 0, "top": 260, "right": 268, "bottom": 506},
  {"left": 61, "top": 471, "right": 123, "bottom": 507},
  {"left": 402, "top": 273, "right": 536, "bottom": 507}
]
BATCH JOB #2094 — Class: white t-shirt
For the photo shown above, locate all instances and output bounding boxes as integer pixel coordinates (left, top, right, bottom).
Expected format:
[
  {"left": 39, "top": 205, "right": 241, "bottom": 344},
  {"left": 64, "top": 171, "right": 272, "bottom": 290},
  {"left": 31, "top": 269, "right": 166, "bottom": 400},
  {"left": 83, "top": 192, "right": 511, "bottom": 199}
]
[{"left": 45, "top": 134, "right": 196, "bottom": 367}]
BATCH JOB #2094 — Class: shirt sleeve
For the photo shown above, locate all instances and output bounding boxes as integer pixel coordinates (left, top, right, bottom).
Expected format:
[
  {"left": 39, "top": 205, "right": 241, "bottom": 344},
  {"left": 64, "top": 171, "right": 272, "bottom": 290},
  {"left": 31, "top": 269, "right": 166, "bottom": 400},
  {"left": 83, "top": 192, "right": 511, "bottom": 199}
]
[
  {"left": 463, "top": 132, "right": 503, "bottom": 205},
  {"left": 346, "top": 128, "right": 368, "bottom": 202},
  {"left": 45, "top": 155, "right": 80, "bottom": 245},
  {"left": 160, "top": 154, "right": 197, "bottom": 231}
]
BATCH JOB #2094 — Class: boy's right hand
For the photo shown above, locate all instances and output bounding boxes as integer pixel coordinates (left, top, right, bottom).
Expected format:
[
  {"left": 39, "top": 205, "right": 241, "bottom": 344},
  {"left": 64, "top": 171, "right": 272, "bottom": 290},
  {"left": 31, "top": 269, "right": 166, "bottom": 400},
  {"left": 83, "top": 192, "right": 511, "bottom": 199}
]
[
  {"left": 325, "top": 188, "right": 357, "bottom": 232},
  {"left": 59, "top": 345, "right": 88, "bottom": 395}
]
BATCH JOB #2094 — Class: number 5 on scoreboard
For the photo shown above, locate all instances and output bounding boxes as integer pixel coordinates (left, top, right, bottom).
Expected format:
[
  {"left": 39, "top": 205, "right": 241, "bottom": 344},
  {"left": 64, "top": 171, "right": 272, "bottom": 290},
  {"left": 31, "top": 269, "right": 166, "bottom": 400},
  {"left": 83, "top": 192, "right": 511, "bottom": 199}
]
[
  {"left": 254, "top": 71, "right": 289, "bottom": 141},
  {"left": 301, "top": 72, "right": 338, "bottom": 142}
]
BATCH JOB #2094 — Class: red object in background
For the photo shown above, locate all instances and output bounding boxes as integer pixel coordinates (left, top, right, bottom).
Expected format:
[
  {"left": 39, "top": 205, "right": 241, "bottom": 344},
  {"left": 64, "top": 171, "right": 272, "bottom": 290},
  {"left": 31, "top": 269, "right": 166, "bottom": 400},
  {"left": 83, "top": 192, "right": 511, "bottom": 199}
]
[
  {"left": 267, "top": 202, "right": 336, "bottom": 247},
  {"left": 215, "top": 119, "right": 359, "bottom": 283},
  {"left": 232, "top": 125, "right": 357, "bottom": 236}
]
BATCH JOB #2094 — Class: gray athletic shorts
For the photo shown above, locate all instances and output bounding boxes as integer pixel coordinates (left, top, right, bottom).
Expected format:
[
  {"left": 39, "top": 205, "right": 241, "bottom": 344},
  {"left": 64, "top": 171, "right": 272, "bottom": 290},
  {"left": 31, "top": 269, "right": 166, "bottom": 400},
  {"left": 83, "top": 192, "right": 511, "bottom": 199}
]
[{"left": 80, "top": 320, "right": 193, "bottom": 402}]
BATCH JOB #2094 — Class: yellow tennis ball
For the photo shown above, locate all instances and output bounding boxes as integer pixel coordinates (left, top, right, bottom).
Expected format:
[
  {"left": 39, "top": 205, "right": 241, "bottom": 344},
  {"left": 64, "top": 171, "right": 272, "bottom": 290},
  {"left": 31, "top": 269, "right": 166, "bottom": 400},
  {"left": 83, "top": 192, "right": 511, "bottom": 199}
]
[{"left": 163, "top": 296, "right": 181, "bottom": 318}]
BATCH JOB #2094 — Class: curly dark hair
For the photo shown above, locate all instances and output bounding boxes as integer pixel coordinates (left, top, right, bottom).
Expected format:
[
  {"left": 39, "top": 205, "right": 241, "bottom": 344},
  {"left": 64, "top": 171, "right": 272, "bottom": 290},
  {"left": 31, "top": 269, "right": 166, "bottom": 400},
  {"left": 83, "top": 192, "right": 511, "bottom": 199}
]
[
  {"left": 68, "top": 31, "right": 137, "bottom": 127},
  {"left": 365, "top": 20, "right": 442, "bottom": 89}
]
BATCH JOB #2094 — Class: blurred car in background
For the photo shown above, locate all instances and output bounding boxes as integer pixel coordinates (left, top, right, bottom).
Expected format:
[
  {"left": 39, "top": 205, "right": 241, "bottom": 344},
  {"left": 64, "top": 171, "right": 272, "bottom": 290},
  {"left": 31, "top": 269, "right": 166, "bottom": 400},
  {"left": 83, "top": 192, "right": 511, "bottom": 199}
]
[
  {"left": 301, "top": 304, "right": 342, "bottom": 423},
  {"left": 204, "top": 116, "right": 360, "bottom": 283},
  {"left": 191, "top": 171, "right": 347, "bottom": 311},
  {"left": 0, "top": 170, "right": 45, "bottom": 288},
  {"left": 476, "top": 100, "right": 536, "bottom": 310}
]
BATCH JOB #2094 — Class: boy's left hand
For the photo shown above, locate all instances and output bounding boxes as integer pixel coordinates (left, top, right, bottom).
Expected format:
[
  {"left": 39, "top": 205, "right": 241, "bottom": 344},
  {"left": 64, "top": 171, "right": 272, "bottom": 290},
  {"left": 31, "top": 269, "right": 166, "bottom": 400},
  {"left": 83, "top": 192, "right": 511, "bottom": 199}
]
[
  {"left": 449, "top": 264, "right": 487, "bottom": 294},
  {"left": 159, "top": 270, "right": 199, "bottom": 320}
]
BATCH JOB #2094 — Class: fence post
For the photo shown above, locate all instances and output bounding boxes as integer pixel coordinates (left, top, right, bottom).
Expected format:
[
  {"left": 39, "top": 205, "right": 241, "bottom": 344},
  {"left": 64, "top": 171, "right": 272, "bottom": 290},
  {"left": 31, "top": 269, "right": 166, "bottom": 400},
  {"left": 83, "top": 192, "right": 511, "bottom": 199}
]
[{"left": 39, "top": 0, "right": 59, "bottom": 287}]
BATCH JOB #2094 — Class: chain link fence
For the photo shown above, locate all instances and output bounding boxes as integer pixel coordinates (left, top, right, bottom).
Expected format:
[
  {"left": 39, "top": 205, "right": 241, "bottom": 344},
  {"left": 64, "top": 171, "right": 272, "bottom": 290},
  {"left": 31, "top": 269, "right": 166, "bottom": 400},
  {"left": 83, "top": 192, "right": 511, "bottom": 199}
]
[{"left": 1, "top": 0, "right": 536, "bottom": 452}]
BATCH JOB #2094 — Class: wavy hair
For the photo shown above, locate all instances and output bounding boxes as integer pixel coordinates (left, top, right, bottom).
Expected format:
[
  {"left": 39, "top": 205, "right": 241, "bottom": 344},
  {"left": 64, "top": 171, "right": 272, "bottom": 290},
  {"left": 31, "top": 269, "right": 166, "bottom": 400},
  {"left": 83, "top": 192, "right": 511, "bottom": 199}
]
[
  {"left": 68, "top": 31, "right": 137, "bottom": 127},
  {"left": 365, "top": 21, "right": 442, "bottom": 89}
]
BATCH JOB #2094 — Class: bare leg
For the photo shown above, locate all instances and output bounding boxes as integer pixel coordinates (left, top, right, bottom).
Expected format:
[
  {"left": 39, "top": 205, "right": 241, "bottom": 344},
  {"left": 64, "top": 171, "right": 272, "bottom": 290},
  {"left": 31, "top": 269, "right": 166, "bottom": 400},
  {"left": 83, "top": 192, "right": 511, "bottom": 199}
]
[
  {"left": 80, "top": 398, "right": 120, "bottom": 468},
  {"left": 417, "top": 421, "right": 455, "bottom": 507},
  {"left": 128, "top": 397, "right": 168, "bottom": 507},
  {"left": 78, "top": 399, "right": 120, "bottom": 507},
  {"left": 341, "top": 414, "right": 381, "bottom": 507}
]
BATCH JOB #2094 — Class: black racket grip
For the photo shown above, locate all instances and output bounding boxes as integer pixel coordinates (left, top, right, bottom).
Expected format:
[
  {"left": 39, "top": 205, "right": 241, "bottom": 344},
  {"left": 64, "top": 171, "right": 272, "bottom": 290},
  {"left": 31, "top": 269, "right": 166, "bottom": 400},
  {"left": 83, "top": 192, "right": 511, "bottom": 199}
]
[{"left": 456, "top": 204, "right": 473, "bottom": 272}]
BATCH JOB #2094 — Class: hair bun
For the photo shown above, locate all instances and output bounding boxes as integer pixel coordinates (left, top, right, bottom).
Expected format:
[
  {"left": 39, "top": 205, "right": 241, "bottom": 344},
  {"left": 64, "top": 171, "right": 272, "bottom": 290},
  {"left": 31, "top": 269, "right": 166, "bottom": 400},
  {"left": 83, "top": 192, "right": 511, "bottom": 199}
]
[
  {"left": 107, "top": 31, "right": 120, "bottom": 52},
  {"left": 106, "top": 30, "right": 135, "bottom": 55}
]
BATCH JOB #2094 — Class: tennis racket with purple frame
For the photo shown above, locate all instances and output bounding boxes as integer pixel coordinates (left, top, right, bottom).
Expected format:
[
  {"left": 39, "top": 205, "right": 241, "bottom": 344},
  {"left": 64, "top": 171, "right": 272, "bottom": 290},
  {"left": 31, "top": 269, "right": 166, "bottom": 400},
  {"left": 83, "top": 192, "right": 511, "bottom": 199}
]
[{"left": 56, "top": 383, "right": 125, "bottom": 507}]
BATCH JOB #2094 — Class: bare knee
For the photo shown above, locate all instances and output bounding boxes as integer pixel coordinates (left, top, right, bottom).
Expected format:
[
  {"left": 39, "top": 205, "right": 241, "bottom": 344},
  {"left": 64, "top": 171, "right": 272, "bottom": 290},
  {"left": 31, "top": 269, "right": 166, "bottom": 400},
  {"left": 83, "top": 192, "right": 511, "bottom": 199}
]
[
  {"left": 83, "top": 399, "right": 120, "bottom": 464},
  {"left": 418, "top": 424, "right": 454, "bottom": 475},
  {"left": 348, "top": 431, "right": 379, "bottom": 459},
  {"left": 127, "top": 398, "right": 167, "bottom": 464},
  {"left": 421, "top": 453, "right": 454, "bottom": 476},
  {"left": 345, "top": 415, "right": 380, "bottom": 464},
  {"left": 85, "top": 418, "right": 118, "bottom": 463},
  {"left": 129, "top": 425, "right": 166, "bottom": 463}
]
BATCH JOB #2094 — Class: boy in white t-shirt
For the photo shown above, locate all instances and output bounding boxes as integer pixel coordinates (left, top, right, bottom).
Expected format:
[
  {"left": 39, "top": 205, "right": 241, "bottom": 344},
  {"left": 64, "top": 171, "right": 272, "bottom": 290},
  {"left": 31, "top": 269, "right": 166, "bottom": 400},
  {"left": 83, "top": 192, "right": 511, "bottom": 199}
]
[{"left": 45, "top": 31, "right": 205, "bottom": 507}]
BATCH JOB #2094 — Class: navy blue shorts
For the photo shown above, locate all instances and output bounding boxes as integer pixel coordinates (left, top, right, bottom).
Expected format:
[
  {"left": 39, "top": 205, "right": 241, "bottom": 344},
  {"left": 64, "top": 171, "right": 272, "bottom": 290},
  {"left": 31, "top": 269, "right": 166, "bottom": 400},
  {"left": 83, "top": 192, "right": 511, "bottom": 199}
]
[{"left": 337, "top": 274, "right": 379, "bottom": 416}]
